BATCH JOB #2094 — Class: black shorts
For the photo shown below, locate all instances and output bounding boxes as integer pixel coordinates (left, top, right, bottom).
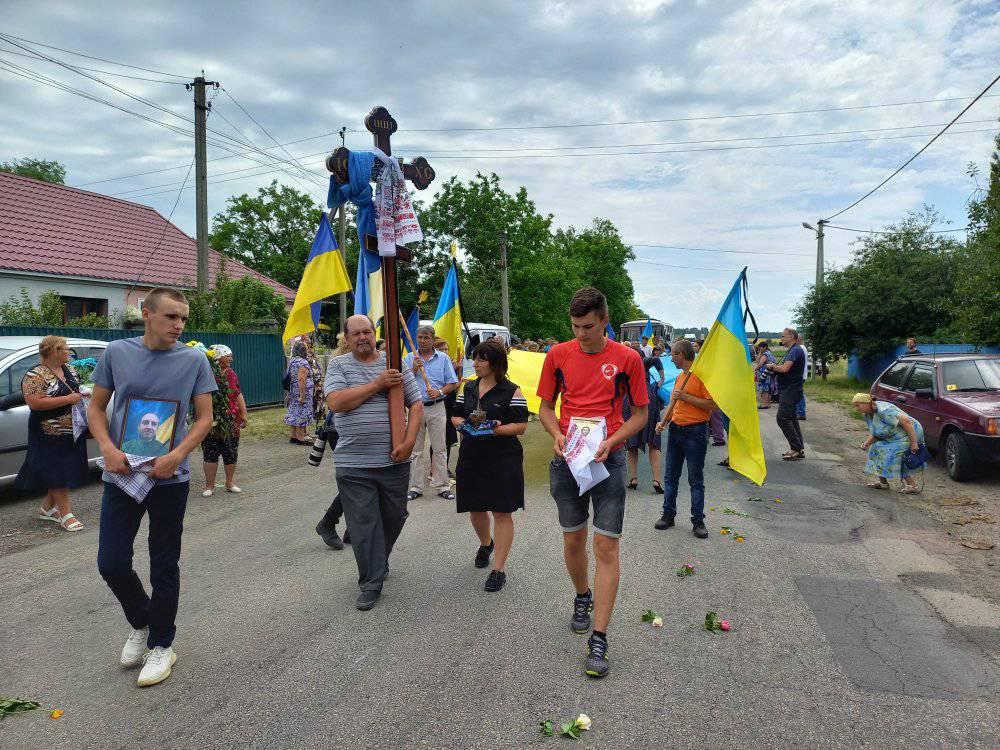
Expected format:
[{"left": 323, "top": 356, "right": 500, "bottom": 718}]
[{"left": 202, "top": 436, "right": 240, "bottom": 465}]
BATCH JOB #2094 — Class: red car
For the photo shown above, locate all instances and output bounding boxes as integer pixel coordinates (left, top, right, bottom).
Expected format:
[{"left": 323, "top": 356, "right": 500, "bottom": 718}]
[{"left": 870, "top": 354, "right": 1000, "bottom": 481}]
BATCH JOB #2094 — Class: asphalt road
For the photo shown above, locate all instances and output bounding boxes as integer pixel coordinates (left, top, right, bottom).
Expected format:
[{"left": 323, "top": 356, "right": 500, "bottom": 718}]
[{"left": 1, "top": 416, "right": 998, "bottom": 749}]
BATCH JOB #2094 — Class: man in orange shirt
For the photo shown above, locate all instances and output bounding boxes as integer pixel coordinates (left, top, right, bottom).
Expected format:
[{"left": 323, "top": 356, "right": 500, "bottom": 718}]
[{"left": 654, "top": 339, "right": 715, "bottom": 538}]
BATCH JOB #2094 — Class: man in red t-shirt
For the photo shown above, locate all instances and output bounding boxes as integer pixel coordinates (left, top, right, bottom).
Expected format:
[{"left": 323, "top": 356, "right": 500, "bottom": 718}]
[{"left": 537, "top": 287, "right": 648, "bottom": 679}]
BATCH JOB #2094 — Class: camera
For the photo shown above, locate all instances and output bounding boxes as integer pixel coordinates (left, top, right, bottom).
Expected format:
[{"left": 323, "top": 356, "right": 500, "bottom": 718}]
[{"left": 308, "top": 433, "right": 327, "bottom": 467}]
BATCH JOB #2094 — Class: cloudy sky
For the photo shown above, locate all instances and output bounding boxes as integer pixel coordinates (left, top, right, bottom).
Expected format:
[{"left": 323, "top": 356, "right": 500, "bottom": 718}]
[{"left": 2, "top": 0, "right": 998, "bottom": 330}]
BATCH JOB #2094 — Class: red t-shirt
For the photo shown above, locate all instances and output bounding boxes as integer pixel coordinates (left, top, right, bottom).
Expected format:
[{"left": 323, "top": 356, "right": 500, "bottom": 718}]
[{"left": 537, "top": 339, "right": 649, "bottom": 436}]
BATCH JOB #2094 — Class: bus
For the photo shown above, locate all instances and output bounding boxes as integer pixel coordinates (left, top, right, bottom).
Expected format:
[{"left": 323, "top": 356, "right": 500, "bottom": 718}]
[{"left": 619, "top": 319, "right": 672, "bottom": 346}]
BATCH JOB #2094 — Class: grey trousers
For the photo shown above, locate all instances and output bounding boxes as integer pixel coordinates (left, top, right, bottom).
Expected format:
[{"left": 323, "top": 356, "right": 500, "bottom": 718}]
[{"left": 335, "top": 462, "right": 411, "bottom": 592}]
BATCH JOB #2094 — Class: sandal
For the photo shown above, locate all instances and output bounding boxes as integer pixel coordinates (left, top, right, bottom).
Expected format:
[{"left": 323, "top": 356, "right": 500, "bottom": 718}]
[
  {"left": 718, "top": 458, "right": 730, "bottom": 467},
  {"left": 406, "top": 490, "right": 423, "bottom": 502},
  {"left": 652, "top": 480, "right": 663, "bottom": 494},
  {"left": 898, "top": 485, "right": 921, "bottom": 495},
  {"left": 438, "top": 490, "right": 456, "bottom": 501},
  {"left": 627, "top": 477, "right": 638, "bottom": 490},
  {"left": 782, "top": 450, "right": 805, "bottom": 461},
  {"left": 59, "top": 513, "right": 83, "bottom": 532},
  {"left": 38, "top": 506, "right": 61, "bottom": 522},
  {"left": 865, "top": 480, "right": 888, "bottom": 490}
]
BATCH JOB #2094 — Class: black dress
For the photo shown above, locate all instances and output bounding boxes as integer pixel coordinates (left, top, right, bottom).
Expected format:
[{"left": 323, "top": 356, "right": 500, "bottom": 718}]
[
  {"left": 624, "top": 356, "right": 665, "bottom": 451},
  {"left": 455, "top": 379, "right": 529, "bottom": 514},
  {"left": 15, "top": 364, "right": 90, "bottom": 490}
]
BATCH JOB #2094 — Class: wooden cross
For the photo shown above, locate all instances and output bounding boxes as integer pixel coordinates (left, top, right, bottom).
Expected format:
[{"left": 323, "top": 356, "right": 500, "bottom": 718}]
[{"left": 325, "top": 106, "right": 436, "bottom": 448}]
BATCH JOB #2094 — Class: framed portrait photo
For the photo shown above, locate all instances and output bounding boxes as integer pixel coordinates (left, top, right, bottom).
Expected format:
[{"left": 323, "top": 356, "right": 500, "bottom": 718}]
[{"left": 118, "top": 397, "right": 180, "bottom": 458}]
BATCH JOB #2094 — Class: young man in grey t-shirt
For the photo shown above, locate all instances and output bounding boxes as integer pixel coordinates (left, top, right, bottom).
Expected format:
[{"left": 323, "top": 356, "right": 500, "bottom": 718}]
[
  {"left": 325, "top": 315, "right": 422, "bottom": 611},
  {"left": 88, "top": 288, "right": 216, "bottom": 688}
]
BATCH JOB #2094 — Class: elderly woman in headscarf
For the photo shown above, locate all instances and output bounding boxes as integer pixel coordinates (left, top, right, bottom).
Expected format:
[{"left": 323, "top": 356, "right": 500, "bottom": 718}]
[
  {"left": 285, "top": 340, "right": 314, "bottom": 444},
  {"left": 852, "top": 392, "right": 924, "bottom": 494}
]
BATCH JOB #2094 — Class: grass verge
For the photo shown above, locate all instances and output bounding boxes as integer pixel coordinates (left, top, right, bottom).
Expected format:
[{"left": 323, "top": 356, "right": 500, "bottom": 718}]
[
  {"left": 804, "top": 360, "right": 869, "bottom": 417},
  {"left": 242, "top": 406, "right": 295, "bottom": 442}
]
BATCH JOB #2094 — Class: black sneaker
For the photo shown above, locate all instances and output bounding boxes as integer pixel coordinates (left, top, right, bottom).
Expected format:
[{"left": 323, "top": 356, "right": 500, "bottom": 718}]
[
  {"left": 693, "top": 522, "right": 709, "bottom": 539},
  {"left": 654, "top": 513, "right": 675, "bottom": 530},
  {"left": 315, "top": 520, "right": 344, "bottom": 550},
  {"left": 571, "top": 591, "right": 593, "bottom": 633},
  {"left": 484, "top": 570, "right": 506, "bottom": 592},
  {"left": 474, "top": 541, "right": 493, "bottom": 568},
  {"left": 356, "top": 589, "right": 381, "bottom": 611},
  {"left": 585, "top": 634, "right": 609, "bottom": 678}
]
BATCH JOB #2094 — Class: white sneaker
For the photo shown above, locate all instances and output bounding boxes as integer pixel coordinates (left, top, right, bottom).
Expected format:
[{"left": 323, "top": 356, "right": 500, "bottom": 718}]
[
  {"left": 120, "top": 627, "right": 149, "bottom": 668},
  {"left": 202, "top": 488, "right": 214, "bottom": 497},
  {"left": 225, "top": 485, "right": 241, "bottom": 494},
  {"left": 137, "top": 646, "right": 177, "bottom": 687}
]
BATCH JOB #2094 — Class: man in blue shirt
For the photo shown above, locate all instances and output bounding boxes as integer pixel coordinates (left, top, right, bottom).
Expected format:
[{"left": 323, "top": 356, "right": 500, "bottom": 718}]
[
  {"left": 404, "top": 325, "right": 459, "bottom": 500},
  {"left": 766, "top": 327, "right": 806, "bottom": 460}
]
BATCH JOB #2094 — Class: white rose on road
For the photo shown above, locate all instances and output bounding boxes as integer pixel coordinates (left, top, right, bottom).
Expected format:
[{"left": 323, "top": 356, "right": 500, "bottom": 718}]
[
  {"left": 575, "top": 713, "right": 592, "bottom": 731},
  {"left": 652, "top": 616, "right": 664, "bottom": 627}
]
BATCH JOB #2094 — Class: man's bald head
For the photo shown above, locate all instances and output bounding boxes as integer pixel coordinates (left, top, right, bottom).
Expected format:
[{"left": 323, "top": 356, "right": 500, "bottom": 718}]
[
  {"left": 344, "top": 314, "right": 377, "bottom": 358},
  {"left": 345, "top": 314, "right": 375, "bottom": 336}
]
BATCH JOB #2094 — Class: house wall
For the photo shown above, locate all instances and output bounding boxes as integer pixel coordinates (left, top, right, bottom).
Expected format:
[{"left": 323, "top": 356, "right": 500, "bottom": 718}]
[{"left": 0, "top": 272, "right": 130, "bottom": 320}]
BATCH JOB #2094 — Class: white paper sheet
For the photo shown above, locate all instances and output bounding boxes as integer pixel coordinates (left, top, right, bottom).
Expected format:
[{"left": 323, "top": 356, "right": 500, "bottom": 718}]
[{"left": 563, "top": 417, "right": 609, "bottom": 495}]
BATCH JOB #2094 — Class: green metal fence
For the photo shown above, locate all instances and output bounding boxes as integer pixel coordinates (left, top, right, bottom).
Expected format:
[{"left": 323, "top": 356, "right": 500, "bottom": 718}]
[{"left": 0, "top": 326, "right": 286, "bottom": 407}]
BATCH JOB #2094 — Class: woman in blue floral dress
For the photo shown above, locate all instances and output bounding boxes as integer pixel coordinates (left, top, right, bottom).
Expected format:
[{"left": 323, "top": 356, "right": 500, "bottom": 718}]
[
  {"left": 754, "top": 342, "right": 778, "bottom": 409},
  {"left": 284, "top": 340, "right": 314, "bottom": 444},
  {"left": 852, "top": 393, "right": 924, "bottom": 494}
]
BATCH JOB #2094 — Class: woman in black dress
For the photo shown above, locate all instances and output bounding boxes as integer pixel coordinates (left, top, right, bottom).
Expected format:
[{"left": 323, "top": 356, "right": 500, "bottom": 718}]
[
  {"left": 16, "top": 335, "right": 90, "bottom": 531},
  {"left": 453, "top": 339, "right": 529, "bottom": 592}
]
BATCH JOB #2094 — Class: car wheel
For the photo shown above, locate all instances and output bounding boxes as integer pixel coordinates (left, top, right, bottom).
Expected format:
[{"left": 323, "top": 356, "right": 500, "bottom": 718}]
[{"left": 944, "top": 431, "right": 975, "bottom": 482}]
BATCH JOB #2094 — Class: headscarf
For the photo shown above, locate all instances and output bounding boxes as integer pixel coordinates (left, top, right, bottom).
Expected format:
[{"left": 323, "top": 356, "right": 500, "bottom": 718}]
[
  {"left": 851, "top": 393, "right": 873, "bottom": 405},
  {"left": 291, "top": 341, "right": 308, "bottom": 359}
]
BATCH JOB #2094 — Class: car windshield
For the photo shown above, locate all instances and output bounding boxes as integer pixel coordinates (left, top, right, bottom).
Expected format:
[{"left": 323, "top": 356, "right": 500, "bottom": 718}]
[{"left": 943, "top": 359, "right": 1000, "bottom": 391}]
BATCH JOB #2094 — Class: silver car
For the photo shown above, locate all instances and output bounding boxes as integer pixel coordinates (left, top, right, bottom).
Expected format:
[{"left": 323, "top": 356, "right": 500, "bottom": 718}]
[{"left": 0, "top": 336, "right": 111, "bottom": 486}]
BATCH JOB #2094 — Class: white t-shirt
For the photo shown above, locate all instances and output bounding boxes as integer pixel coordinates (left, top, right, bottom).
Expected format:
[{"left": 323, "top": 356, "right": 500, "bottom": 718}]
[{"left": 800, "top": 344, "right": 811, "bottom": 380}]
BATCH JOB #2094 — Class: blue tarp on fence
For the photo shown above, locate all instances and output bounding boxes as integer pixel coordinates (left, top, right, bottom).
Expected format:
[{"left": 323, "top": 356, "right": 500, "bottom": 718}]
[
  {"left": 848, "top": 344, "right": 1000, "bottom": 383},
  {"left": 0, "top": 327, "right": 285, "bottom": 407}
]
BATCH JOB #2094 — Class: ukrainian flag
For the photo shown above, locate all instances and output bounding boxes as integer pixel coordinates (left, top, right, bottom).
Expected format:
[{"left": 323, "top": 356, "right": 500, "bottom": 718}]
[
  {"left": 433, "top": 261, "right": 464, "bottom": 363},
  {"left": 282, "top": 214, "right": 352, "bottom": 345},
  {"left": 354, "top": 240, "right": 383, "bottom": 324},
  {"left": 690, "top": 269, "right": 766, "bottom": 485}
]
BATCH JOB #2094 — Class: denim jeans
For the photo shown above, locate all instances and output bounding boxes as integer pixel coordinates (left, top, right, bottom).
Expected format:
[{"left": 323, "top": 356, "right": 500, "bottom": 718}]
[
  {"left": 662, "top": 422, "right": 708, "bottom": 525},
  {"left": 796, "top": 394, "right": 807, "bottom": 418},
  {"left": 97, "top": 481, "right": 189, "bottom": 649}
]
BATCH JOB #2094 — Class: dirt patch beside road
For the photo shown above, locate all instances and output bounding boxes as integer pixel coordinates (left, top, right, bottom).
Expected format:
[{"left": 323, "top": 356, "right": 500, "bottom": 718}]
[{"left": 804, "top": 398, "right": 999, "bottom": 604}]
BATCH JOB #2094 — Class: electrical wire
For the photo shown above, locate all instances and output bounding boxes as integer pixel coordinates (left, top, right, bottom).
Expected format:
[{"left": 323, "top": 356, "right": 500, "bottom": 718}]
[
  {"left": 0, "top": 46, "right": 188, "bottom": 83},
  {"left": 348, "top": 93, "right": 1000, "bottom": 134},
  {"left": 631, "top": 259, "right": 812, "bottom": 273},
  {"left": 0, "top": 32, "right": 189, "bottom": 79},
  {"left": 823, "top": 73, "right": 1000, "bottom": 221},
  {"left": 634, "top": 244, "right": 812, "bottom": 257},
  {"left": 825, "top": 224, "right": 968, "bottom": 234}
]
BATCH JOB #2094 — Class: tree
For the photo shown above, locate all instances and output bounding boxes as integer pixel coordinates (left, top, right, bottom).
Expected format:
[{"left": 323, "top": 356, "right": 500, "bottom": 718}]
[
  {"left": 0, "top": 288, "right": 65, "bottom": 326},
  {"left": 209, "top": 181, "right": 325, "bottom": 289},
  {"left": 955, "top": 131, "right": 1000, "bottom": 346},
  {"left": 185, "top": 272, "right": 288, "bottom": 332},
  {"left": 794, "top": 207, "right": 963, "bottom": 359},
  {"left": 0, "top": 158, "right": 66, "bottom": 184}
]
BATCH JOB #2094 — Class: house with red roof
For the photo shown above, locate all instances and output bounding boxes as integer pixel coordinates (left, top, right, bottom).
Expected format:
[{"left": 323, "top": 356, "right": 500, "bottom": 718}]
[{"left": 0, "top": 171, "right": 295, "bottom": 322}]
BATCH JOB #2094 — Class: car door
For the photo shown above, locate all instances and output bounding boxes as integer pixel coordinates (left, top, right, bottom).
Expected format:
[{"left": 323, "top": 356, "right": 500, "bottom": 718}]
[
  {"left": 899, "top": 363, "right": 938, "bottom": 447},
  {"left": 0, "top": 352, "right": 39, "bottom": 481}
]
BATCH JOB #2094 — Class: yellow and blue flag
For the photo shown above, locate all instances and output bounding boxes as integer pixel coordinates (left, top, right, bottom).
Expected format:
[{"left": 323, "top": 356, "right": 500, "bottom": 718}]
[
  {"left": 282, "top": 214, "right": 352, "bottom": 345},
  {"left": 433, "top": 261, "right": 464, "bottom": 363},
  {"left": 690, "top": 269, "right": 766, "bottom": 485},
  {"left": 401, "top": 307, "right": 421, "bottom": 355}
]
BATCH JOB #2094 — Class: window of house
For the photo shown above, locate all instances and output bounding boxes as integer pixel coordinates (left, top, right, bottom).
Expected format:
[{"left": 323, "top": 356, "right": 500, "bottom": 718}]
[{"left": 61, "top": 296, "right": 108, "bottom": 321}]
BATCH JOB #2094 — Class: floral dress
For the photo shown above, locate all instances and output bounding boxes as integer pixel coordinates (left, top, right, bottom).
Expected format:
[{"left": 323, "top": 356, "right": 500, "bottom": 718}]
[
  {"left": 865, "top": 401, "right": 925, "bottom": 479},
  {"left": 284, "top": 356, "right": 314, "bottom": 427},
  {"left": 756, "top": 351, "right": 777, "bottom": 395},
  {"left": 15, "top": 364, "right": 90, "bottom": 490}
]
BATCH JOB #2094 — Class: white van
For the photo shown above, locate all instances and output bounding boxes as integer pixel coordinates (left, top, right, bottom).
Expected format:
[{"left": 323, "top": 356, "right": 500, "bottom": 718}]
[{"left": 417, "top": 321, "right": 512, "bottom": 379}]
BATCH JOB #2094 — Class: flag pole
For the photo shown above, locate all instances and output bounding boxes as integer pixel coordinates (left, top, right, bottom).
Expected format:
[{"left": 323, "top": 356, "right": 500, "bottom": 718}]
[
  {"left": 399, "top": 308, "right": 433, "bottom": 392},
  {"left": 656, "top": 371, "right": 693, "bottom": 432}
]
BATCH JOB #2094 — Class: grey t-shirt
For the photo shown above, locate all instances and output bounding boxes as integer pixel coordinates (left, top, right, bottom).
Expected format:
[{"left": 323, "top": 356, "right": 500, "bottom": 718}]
[
  {"left": 324, "top": 352, "right": 421, "bottom": 468},
  {"left": 92, "top": 337, "right": 217, "bottom": 484}
]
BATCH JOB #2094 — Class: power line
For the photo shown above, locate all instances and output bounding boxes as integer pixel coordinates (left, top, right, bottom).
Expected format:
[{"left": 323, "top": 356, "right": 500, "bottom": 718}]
[
  {"left": 220, "top": 87, "right": 325, "bottom": 186},
  {"left": 349, "top": 93, "right": 1000, "bottom": 134},
  {"left": 631, "top": 259, "right": 812, "bottom": 273},
  {"left": 824, "top": 73, "right": 1000, "bottom": 221},
  {"left": 0, "top": 47, "right": 322, "bottom": 189},
  {"left": 0, "top": 46, "right": 188, "bottom": 83},
  {"left": 825, "top": 224, "right": 968, "bottom": 234},
  {"left": 0, "top": 32, "right": 188, "bottom": 79},
  {"left": 633, "top": 244, "right": 812, "bottom": 257}
]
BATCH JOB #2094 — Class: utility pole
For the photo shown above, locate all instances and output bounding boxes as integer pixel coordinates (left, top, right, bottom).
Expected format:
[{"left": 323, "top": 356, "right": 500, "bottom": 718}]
[
  {"left": 498, "top": 230, "right": 510, "bottom": 331},
  {"left": 188, "top": 74, "right": 217, "bottom": 293},
  {"left": 802, "top": 219, "right": 828, "bottom": 380},
  {"left": 337, "top": 126, "right": 348, "bottom": 333}
]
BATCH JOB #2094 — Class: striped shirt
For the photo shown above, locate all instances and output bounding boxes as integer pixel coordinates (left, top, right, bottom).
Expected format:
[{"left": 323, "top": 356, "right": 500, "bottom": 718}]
[{"left": 324, "top": 352, "right": 421, "bottom": 468}]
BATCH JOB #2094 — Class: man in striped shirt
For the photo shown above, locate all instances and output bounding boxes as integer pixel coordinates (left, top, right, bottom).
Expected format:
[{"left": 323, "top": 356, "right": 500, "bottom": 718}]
[{"left": 325, "top": 315, "right": 423, "bottom": 611}]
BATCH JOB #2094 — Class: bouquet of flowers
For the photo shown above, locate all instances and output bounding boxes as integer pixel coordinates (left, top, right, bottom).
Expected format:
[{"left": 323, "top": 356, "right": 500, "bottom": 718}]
[
  {"left": 187, "top": 342, "right": 239, "bottom": 439},
  {"left": 68, "top": 357, "right": 98, "bottom": 385}
]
